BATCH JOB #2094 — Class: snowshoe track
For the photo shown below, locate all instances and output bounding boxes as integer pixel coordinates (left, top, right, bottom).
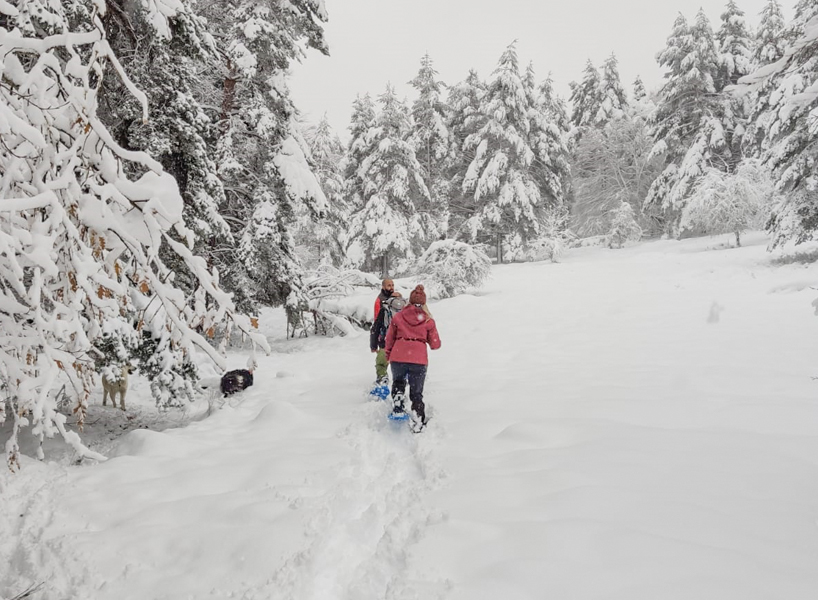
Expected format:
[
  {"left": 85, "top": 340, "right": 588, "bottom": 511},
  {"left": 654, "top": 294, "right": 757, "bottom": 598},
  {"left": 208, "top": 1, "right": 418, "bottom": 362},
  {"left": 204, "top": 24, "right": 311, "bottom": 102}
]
[{"left": 253, "top": 402, "right": 450, "bottom": 600}]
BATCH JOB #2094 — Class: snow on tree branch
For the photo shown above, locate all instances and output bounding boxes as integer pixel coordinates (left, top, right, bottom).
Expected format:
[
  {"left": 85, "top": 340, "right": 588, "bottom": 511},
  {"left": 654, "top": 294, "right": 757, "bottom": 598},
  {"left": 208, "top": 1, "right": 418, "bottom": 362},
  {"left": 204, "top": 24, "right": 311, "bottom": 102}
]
[{"left": 0, "top": 0, "right": 267, "bottom": 470}]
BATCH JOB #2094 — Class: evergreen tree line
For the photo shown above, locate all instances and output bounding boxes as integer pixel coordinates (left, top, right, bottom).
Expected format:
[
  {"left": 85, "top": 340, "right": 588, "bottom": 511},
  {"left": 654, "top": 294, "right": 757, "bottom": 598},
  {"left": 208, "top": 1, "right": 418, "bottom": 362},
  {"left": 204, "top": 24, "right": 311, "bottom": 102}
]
[
  {"left": 565, "top": 0, "right": 818, "bottom": 247},
  {"left": 300, "top": 44, "right": 572, "bottom": 272},
  {"left": 302, "top": 0, "right": 818, "bottom": 265}
]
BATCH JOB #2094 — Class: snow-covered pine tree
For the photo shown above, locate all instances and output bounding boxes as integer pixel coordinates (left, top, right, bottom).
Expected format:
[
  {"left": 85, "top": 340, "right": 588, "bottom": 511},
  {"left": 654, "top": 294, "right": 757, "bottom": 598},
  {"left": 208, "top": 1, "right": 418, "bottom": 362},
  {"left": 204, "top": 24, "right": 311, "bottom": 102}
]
[
  {"left": 409, "top": 53, "right": 450, "bottom": 236},
  {"left": 754, "top": 0, "right": 787, "bottom": 65},
  {"left": 633, "top": 75, "right": 647, "bottom": 102},
  {"left": 595, "top": 53, "right": 628, "bottom": 126},
  {"left": 714, "top": 0, "right": 753, "bottom": 172},
  {"left": 524, "top": 65, "right": 571, "bottom": 213},
  {"left": 608, "top": 202, "right": 644, "bottom": 248},
  {"left": 297, "top": 115, "right": 347, "bottom": 267},
  {"left": 716, "top": 0, "right": 754, "bottom": 89},
  {"left": 461, "top": 42, "right": 547, "bottom": 259},
  {"left": 539, "top": 74, "right": 572, "bottom": 134},
  {"left": 569, "top": 60, "right": 602, "bottom": 129},
  {"left": 99, "top": 0, "right": 229, "bottom": 252},
  {"left": 198, "top": 0, "right": 329, "bottom": 319},
  {"left": 646, "top": 10, "right": 724, "bottom": 229},
  {"left": 343, "top": 94, "right": 377, "bottom": 214},
  {"left": 741, "top": 2, "right": 818, "bottom": 246},
  {"left": 787, "top": 0, "right": 818, "bottom": 41},
  {"left": 744, "top": 0, "right": 787, "bottom": 155},
  {"left": 445, "top": 70, "right": 486, "bottom": 236},
  {"left": 648, "top": 13, "right": 694, "bottom": 154},
  {"left": 347, "top": 85, "right": 429, "bottom": 276},
  {"left": 0, "top": 0, "right": 264, "bottom": 468}
]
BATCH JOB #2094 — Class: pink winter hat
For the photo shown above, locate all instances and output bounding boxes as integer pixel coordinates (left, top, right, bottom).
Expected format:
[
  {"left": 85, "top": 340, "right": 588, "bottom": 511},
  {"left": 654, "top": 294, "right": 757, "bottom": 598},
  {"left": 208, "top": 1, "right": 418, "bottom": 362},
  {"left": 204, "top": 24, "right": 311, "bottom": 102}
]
[{"left": 409, "top": 285, "right": 426, "bottom": 305}]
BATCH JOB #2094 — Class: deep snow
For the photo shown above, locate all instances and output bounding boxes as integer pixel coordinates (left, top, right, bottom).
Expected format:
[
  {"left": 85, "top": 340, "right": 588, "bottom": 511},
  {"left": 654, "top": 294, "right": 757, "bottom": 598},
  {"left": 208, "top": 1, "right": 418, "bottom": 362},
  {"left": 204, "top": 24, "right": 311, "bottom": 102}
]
[{"left": 3, "top": 233, "right": 818, "bottom": 600}]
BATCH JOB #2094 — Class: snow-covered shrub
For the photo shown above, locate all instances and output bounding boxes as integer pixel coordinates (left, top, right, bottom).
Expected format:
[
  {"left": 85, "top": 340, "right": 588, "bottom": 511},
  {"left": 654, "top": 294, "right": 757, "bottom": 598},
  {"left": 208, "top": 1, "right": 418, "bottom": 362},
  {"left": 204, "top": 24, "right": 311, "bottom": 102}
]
[
  {"left": 503, "top": 210, "right": 575, "bottom": 263},
  {"left": 608, "top": 202, "right": 643, "bottom": 248},
  {"left": 505, "top": 234, "right": 560, "bottom": 263},
  {"left": 679, "top": 159, "right": 774, "bottom": 247},
  {"left": 415, "top": 240, "right": 491, "bottom": 299}
]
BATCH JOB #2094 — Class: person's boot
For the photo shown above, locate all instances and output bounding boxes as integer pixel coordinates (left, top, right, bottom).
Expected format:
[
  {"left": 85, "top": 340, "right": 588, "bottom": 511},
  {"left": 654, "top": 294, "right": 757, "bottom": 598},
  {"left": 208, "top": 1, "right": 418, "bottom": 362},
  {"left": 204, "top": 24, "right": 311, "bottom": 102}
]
[
  {"left": 410, "top": 402, "right": 427, "bottom": 432},
  {"left": 388, "top": 392, "right": 408, "bottom": 420}
]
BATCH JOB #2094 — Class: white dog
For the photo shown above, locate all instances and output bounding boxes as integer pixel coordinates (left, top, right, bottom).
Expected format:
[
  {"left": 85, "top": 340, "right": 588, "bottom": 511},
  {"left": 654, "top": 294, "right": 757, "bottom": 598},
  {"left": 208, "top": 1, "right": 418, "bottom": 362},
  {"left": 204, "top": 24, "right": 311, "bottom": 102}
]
[{"left": 102, "top": 365, "right": 134, "bottom": 410}]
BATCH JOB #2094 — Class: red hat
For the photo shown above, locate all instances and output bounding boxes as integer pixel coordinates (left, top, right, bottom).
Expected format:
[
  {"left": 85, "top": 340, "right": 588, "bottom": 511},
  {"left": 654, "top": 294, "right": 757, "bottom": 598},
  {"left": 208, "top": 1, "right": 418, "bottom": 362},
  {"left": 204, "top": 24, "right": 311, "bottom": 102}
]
[{"left": 409, "top": 285, "right": 426, "bottom": 305}]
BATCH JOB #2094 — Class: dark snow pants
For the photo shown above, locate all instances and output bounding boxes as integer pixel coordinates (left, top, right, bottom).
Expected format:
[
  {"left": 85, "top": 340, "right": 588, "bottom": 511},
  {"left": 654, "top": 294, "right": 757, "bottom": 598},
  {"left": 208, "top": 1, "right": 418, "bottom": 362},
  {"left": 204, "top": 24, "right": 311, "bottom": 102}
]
[{"left": 390, "top": 362, "right": 427, "bottom": 421}]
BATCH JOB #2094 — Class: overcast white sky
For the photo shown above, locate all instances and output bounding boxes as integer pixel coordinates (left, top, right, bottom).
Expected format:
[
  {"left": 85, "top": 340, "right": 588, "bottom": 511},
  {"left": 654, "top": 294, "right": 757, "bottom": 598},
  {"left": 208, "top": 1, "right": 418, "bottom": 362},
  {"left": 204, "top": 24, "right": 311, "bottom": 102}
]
[{"left": 289, "top": 0, "right": 786, "bottom": 139}]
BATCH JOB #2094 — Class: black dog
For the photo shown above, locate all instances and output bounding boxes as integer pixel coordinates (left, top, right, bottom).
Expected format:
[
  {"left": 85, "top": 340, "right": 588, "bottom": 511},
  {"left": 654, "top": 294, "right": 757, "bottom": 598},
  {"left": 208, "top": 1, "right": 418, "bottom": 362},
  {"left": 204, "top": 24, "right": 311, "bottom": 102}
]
[{"left": 220, "top": 368, "right": 254, "bottom": 397}]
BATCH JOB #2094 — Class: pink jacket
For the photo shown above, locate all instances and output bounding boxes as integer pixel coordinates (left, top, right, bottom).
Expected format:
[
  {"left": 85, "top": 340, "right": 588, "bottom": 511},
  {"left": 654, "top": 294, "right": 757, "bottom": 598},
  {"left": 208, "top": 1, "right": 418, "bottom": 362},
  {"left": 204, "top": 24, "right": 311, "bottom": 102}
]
[{"left": 385, "top": 305, "right": 441, "bottom": 365}]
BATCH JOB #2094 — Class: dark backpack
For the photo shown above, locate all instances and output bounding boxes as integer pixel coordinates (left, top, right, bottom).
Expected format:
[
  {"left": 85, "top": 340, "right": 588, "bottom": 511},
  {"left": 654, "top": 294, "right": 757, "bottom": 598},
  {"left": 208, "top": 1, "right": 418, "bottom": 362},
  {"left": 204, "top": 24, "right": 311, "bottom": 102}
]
[
  {"left": 370, "top": 296, "right": 406, "bottom": 350},
  {"left": 381, "top": 296, "right": 406, "bottom": 334}
]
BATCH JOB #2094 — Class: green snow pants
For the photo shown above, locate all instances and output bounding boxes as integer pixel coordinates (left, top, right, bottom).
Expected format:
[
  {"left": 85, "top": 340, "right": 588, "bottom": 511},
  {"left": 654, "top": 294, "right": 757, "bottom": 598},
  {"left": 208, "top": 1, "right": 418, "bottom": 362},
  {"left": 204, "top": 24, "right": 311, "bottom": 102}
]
[{"left": 375, "top": 348, "right": 388, "bottom": 380}]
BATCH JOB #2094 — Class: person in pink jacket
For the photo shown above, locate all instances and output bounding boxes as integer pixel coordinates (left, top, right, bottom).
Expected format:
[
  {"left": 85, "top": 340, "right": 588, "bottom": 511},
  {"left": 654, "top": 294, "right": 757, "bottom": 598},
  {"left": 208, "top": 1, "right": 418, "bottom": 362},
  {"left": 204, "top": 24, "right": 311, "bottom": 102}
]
[{"left": 385, "top": 284, "right": 441, "bottom": 430}]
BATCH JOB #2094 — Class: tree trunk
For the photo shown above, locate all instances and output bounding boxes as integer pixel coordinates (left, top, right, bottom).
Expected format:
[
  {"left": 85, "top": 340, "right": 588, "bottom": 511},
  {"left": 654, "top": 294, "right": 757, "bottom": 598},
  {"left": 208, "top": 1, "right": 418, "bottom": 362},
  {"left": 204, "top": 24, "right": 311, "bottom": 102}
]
[
  {"left": 735, "top": 230, "right": 741, "bottom": 247},
  {"left": 221, "top": 61, "right": 238, "bottom": 132},
  {"left": 381, "top": 254, "right": 389, "bottom": 279}
]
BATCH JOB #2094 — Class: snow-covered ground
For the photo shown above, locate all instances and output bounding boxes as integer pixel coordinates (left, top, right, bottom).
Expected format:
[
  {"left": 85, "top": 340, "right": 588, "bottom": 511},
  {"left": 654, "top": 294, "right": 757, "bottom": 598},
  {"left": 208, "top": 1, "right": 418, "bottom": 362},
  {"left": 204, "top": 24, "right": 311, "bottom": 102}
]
[{"left": 3, "top": 233, "right": 818, "bottom": 600}]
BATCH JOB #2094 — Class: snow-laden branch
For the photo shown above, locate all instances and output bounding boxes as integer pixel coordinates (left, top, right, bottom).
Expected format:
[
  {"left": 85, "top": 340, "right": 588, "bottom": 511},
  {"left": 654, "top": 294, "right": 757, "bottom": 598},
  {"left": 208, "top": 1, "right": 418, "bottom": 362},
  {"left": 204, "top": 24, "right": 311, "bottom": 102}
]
[{"left": 0, "top": 0, "right": 267, "bottom": 470}]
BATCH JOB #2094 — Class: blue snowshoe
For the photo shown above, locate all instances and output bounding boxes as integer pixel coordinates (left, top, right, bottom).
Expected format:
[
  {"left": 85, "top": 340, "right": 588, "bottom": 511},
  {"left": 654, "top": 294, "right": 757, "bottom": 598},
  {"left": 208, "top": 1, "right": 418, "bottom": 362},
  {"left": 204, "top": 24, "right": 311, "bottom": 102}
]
[{"left": 369, "top": 377, "right": 390, "bottom": 401}]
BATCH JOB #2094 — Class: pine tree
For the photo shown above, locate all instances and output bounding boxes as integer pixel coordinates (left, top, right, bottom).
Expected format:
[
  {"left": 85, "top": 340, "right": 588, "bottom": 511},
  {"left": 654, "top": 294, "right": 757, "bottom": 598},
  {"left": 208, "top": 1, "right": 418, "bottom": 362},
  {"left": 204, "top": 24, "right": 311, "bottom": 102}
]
[
  {"left": 569, "top": 60, "right": 602, "bottom": 129},
  {"left": 788, "top": 0, "right": 818, "bottom": 40},
  {"left": 595, "top": 53, "right": 628, "bottom": 126},
  {"left": 198, "top": 0, "right": 329, "bottom": 316},
  {"left": 539, "top": 74, "right": 572, "bottom": 133},
  {"left": 461, "top": 42, "right": 547, "bottom": 256},
  {"left": 608, "top": 202, "right": 644, "bottom": 248},
  {"left": 98, "top": 0, "right": 231, "bottom": 295},
  {"left": 445, "top": 70, "right": 486, "bottom": 236},
  {"left": 754, "top": 0, "right": 786, "bottom": 65},
  {"left": 746, "top": 2, "right": 818, "bottom": 246},
  {"left": 343, "top": 94, "right": 378, "bottom": 212},
  {"left": 651, "top": 13, "right": 697, "bottom": 155},
  {"left": 0, "top": 0, "right": 264, "bottom": 467},
  {"left": 297, "top": 116, "right": 347, "bottom": 267},
  {"left": 744, "top": 0, "right": 788, "bottom": 155},
  {"left": 409, "top": 53, "right": 450, "bottom": 235},
  {"left": 716, "top": 0, "right": 754, "bottom": 89},
  {"left": 715, "top": 0, "right": 753, "bottom": 172},
  {"left": 647, "top": 10, "right": 724, "bottom": 224},
  {"left": 525, "top": 65, "right": 571, "bottom": 212},
  {"left": 348, "top": 85, "right": 430, "bottom": 275},
  {"left": 633, "top": 75, "right": 647, "bottom": 101}
]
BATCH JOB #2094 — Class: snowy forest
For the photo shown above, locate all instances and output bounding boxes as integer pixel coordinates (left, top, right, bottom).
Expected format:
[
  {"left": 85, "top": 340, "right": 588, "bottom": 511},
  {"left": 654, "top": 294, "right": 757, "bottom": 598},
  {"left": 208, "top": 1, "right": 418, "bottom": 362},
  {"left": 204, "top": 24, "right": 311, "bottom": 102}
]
[{"left": 2, "top": 0, "right": 818, "bottom": 469}]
